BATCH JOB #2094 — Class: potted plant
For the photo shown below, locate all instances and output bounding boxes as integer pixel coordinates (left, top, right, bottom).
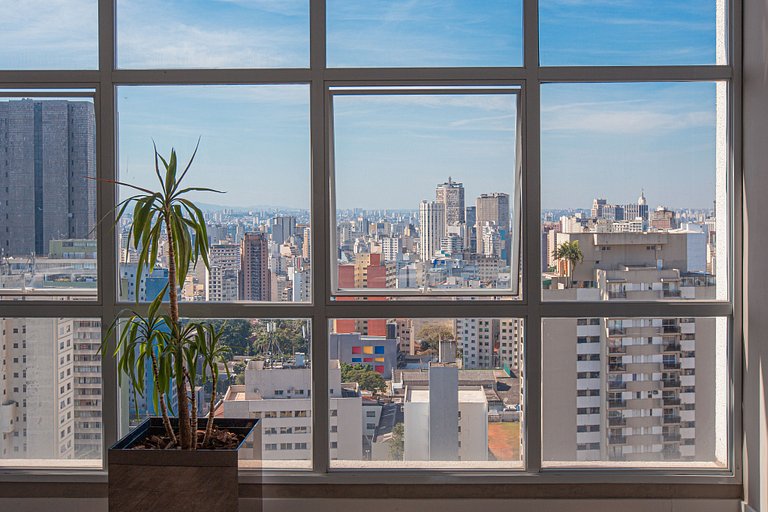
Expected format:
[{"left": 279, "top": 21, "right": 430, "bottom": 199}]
[{"left": 102, "top": 143, "right": 258, "bottom": 512}]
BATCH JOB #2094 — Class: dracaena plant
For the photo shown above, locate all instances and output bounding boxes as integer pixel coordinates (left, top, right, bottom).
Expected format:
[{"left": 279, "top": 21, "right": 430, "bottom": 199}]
[{"left": 103, "top": 142, "right": 230, "bottom": 450}]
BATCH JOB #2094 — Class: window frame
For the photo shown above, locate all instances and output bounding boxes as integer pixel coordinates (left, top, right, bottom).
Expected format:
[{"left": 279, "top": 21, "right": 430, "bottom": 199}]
[{"left": 0, "top": 0, "right": 742, "bottom": 495}]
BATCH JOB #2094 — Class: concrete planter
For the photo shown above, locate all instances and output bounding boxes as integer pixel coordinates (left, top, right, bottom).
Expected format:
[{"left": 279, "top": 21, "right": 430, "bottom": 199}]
[{"left": 108, "top": 417, "right": 258, "bottom": 512}]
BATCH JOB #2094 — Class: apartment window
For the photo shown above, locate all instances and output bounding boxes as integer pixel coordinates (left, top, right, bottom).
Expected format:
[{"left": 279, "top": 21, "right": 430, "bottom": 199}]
[{"left": 0, "top": 0, "right": 737, "bottom": 496}]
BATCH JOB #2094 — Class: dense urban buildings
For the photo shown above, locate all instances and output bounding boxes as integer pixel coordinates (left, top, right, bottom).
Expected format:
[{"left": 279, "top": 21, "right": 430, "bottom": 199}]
[{"left": 0, "top": 101, "right": 719, "bottom": 467}]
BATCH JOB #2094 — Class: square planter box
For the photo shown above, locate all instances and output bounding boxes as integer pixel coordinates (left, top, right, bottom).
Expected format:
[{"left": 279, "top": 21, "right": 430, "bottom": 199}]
[{"left": 108, "top": 417, "right": 259, "bottom": 512}]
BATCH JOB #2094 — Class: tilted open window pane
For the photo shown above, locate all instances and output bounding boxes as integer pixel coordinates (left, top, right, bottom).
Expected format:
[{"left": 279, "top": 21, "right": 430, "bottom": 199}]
[
  {"left": 0, "top": 92, "right": 98, "bottom": 301},
  {"left": 330, "top": 87, "right": 522, "bottom": 298},
  {"left": 541, "top": 82, "right": 728, "bottom": 302},
  {"left": 119, "top": 318, "right": 312, "bottom": 470},
  {"left": 542, "top": 316, "right": 728, "bottom": 468},
  {"left": 539, "top": 0, "right": 725, "bottom": 66},
  {"left": 327, "top": 0, "right": 523, "bottom": 68},
  {"left": 117, "top": 0, "right": 309, "bottom": 69},
  {"left": 117, "top": 85, "right": 311, "bottom": 303},
  {"left": 1, "top": 318, "right": 102, "bottom": 468},
  {"left": 0, "top": 0, "right": 97, "bottom": 70},
  {"left": 328, "top": 318, "right": 523, "bottom": 469}
]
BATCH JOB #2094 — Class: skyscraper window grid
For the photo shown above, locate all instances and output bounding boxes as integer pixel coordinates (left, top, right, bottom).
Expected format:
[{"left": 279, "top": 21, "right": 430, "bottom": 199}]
[{"left": 0, "top": 0, "right": 739, "bottom": 493}]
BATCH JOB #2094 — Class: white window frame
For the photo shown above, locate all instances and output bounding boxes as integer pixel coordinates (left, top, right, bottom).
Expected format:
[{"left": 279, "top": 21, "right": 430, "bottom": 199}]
[{"left": 0, "top": 0, "right": 741, "bottom": 497}]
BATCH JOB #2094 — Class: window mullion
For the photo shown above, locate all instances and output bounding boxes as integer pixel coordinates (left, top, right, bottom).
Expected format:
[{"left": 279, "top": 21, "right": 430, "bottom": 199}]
[{"left": 310, "top": 0, "right": 330, "bottom": 474}]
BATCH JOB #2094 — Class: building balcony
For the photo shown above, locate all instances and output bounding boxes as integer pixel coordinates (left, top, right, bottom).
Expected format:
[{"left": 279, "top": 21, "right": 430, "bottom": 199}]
[
  {"left": 626, "top": 380, "right": 662, "bottom": 392},
  {"left": 608, "top": 416, "right": 627, "bottom": 426},
  {"left": 663, "top": 433, "right": 682, "bottom": 442},
  {"left": 662, "top": 378, "right": 682, "bottom": 388},
  {"left": 609, "top": 364, "right": 626, "bottom": 372},
  {"left": 626, "top": 416, "right": 662, "bottom": 428},
  {"left": 608, "top": 399, "right": 627, "bottom": 409},
  {"left": 608, "top": 381, "right": 627, "bottom": 390},
  {"left": 663, "top": 415, "right": 682, "bottom": 424},
  {"left": 663, "top": 362, "right": 681, "bottom": 370},
  {"left": 662, "top": 343, "right": 682, "bottom": 352},
  {"left": 608, "top": 435, "right": 627, "bottom": 444},
  {"left": 626, "top": 398, "right": 662, "bottom": 409},
  {"left": 663, "top": 398, "right": 682, "bottom": 406}
]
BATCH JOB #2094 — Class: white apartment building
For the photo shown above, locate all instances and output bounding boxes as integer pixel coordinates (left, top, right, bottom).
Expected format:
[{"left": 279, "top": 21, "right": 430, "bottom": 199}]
[
  {"left": 419, "top": 200, "right": 445, "bottom": 262},
  {"left": 1, "top": 318, "right": 102, "bottom": 461},
  {"left": 206, "top": 243, "right": 240, "bottom": 302},
  {"left": 403, "top": 364, "right": 488, "bottom": 462},
  {"left": 222, "top": 359, "right": 362, "bottom": 463}
]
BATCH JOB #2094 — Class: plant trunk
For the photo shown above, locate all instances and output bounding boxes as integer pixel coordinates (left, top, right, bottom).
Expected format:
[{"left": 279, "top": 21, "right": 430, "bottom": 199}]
[
  {"left": 164, "top": 211, "right": 193, "bottom": 450},
  {"left": 186, "top": 368, "right": 197, "bottom": 450},
  {"left": 149, "top": 349, "right": 177, "bottom": 446},
  {"left": 203, "top": 363, "right": 217, "bottom": 447}
]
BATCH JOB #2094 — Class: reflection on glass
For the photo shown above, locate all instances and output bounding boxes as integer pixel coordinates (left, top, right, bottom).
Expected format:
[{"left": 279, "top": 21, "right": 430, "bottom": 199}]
[
  {"left": 332, "top": 89, "right": 520, "bottom": 296},
  {"left": 117, "top": 85, "right": 311, "bottom": 303},
  {"left": 540, "top": 0, "right": 721, "bottom": 66},
  {"left": 0, "top": 0, "right": 97, "bottom": 70},
  {"left": 328, "top": 0, "right": 522, "bottom": 67},
  {"left": 117, "top": 0, "right": 309, "bottom": 69},
  {"left": 542, "top": 316, "right": 728, "bottom": 467},
  {"left": 0, "top": 96, "right": 97, "bottom": 301},
  {"left": 541, "top": 82, "right": 726, "bottom": 301},
  {"left": 328, "top": 318, "right": 523, "bottom": 468},
  {"left": 1, "top": 318, "right": 102, "bottom": 467}
]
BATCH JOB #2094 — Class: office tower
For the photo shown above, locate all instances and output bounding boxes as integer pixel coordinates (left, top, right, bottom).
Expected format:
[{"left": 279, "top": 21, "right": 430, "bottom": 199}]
[
  {"left": 476, "top": 193, "right": 510, "bottom": 258},
  {"left": 0, "top": 100, "right": 96, "bottom": 256},
  {"left": 206, "top": 243, "right": 240, "bottom": 301},
  {"left": 270, "top": 216, "right": 296, "bottom": 246},
  {"left": 240, "top": 232, "right": 270, "bottom": 301},
  {"left": 591, "top": 199, "right": 608, "bottom": 219},
  {"left": 419, "top": 200, "right": 445, "bottom": 262},
  {"left": 465, "top": 206, "right": 477, "bottom": 253},
  {"left": 68, "top": 319, "right": 103, "bottom": 459},
  {"left": 435, "top": 177, "right": 465, "bottom": 229}
]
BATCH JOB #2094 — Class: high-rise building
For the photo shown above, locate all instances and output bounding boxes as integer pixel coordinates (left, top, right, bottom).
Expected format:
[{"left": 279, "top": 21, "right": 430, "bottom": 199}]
[
  {"left": 270, "top": 216, "right": 296, "bottom": 246},
  {"left": 419, "top": 200, "right": 445, "bottom": 262},
  {"left": 240, "top": 232, "right": 270, "bottom": 301},
  {"left": 0, "top": 318, "right": 102, "bottom": 461},
  {"left": 206, "top": 243, "right": 240, "bottom": 302},
  {"left": 476, "top": 193, "right": 510, "bottom": 258},
  {"left": 435, "top": 177, "right": 465, "bottom": 229},
  {"left": 0, "top": 100, "right": 96, "bottom": 256}
]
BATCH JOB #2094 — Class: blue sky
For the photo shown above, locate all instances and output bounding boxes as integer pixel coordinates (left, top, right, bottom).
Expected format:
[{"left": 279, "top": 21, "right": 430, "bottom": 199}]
[{"left": 1, "top": 1, "right": 721, "bottom": 211}]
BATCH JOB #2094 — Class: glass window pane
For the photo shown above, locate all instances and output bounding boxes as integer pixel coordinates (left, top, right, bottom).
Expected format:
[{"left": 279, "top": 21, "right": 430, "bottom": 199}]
[
  {"left": 119, "top": 318, "right": 312, "bottom": 470},
  {"left": 1, "top": 318, "right": 102, "bottom": 468},
  {"left": 541, "top": 82, "right": 727, "bottom": 302},
  {"left": 542, "top": 316, "right": 728, "bottom": 468},
  {"left": 0, "top": 0, "right": 97, "bottom": 70},
  {"left": 117, "top": 0, "right": 309, "bottom": 69},
  {"left": 331, "top": 87, "right": 521, "bottom": 298},
  {"left": 0, "top": 93, "right": 98, "bottom": 301},
  {"left": 539, "top": 0, "right": 724, "bottom": 66},
  {"left": 328, "top": 0, "right": 523, "bottom": 67},
  {"left": 117, "top": 85, "right": 310, "bottom": 303},
  {"left": 329, "top": 318, "right": 523, "bottom": 469}
]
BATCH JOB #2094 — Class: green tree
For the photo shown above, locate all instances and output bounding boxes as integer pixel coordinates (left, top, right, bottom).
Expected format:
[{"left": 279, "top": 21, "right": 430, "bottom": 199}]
[
  {"left": 389, "top": 422, "right": 405, "bottom": 460},
  {"left": 205, "top": 319, "right": 253, "bottom": 356},
  {"left": 340, "top": 363, "right": 386, "bottom": 394},
  {"left": 553, "top": 240, "right": 584, "bottom": 288},
  {"left": 252, "top": 320, "right": 308, "bottom": 357},
  {"left": 417, "top": 323, "right": 454, "bottom": 352}
]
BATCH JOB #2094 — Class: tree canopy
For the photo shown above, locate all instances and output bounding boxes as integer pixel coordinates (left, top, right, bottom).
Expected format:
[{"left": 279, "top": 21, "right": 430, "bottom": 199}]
[{"left": 340, "top": 362, "right": 387, "bottom": 394}]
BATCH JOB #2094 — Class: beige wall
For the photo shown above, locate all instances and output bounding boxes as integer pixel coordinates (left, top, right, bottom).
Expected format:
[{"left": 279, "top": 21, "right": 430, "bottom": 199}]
[{"left": 743, "top": 0, "right": 768, "bottom": 510}]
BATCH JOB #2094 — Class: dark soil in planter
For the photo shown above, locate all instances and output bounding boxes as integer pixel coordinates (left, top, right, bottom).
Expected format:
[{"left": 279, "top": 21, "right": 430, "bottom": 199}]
[{"left": 132, "top": 428, "right": 244, "bottom": 450}]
